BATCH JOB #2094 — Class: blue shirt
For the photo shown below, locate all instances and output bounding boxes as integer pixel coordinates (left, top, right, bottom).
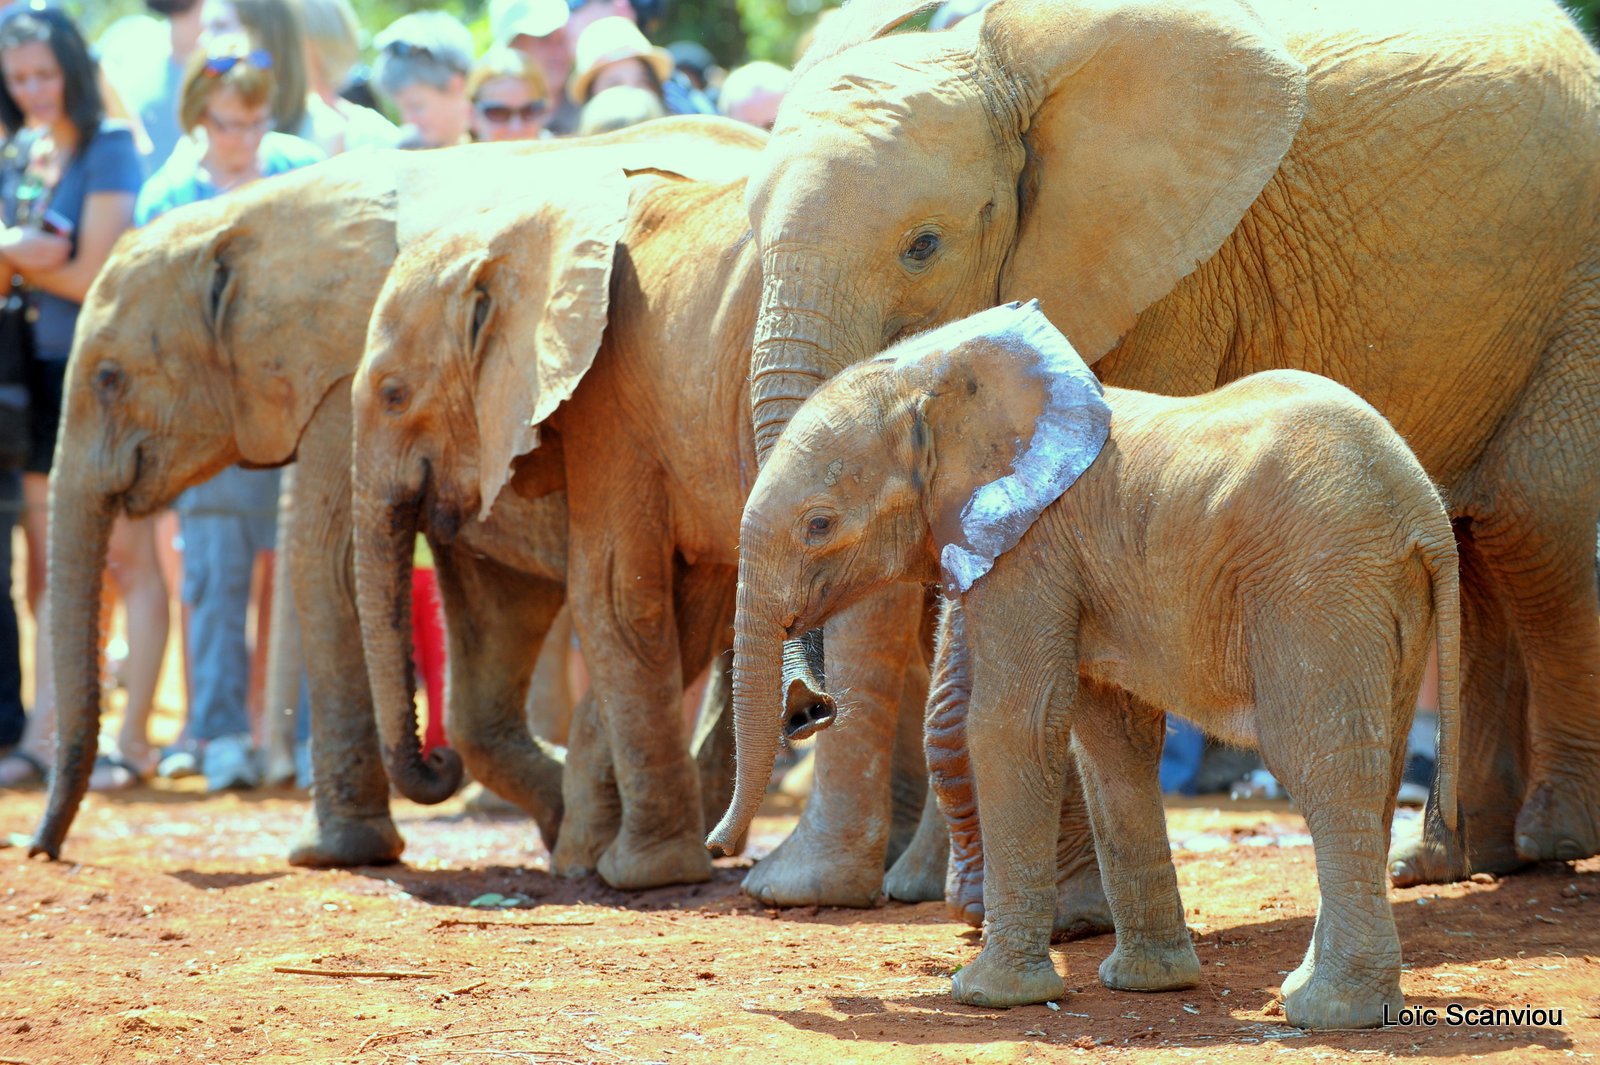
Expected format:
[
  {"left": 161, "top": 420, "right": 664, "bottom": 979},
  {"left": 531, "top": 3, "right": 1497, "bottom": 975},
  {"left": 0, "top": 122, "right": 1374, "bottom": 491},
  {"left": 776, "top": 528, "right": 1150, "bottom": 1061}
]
[
  {"left": 17, "top": 122, "right": 144, "bottom": 361},
  {"left": 135, "top": 132, "right": 326, "bottom": 227}
]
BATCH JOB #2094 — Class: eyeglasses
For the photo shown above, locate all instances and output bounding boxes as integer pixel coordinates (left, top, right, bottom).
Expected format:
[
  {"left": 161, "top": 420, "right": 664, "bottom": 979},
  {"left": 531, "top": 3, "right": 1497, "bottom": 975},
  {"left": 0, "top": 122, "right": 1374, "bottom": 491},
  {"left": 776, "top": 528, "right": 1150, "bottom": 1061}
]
[
  {"left": 475, "top": 100, "right": 548, "bottom": 124},
  {"left": 204, "top": 110, "right": 272, "bottom": 136},
  {"left": 202, "top": 49, "right": 273, "bottom": 77}
]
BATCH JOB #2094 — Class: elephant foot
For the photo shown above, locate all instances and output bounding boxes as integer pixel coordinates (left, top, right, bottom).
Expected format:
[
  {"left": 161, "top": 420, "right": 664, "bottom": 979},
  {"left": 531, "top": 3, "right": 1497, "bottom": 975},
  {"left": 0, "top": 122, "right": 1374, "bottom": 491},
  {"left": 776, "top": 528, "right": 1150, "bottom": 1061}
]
[
  {"left": 1053, "top": 865, "right": 1113, "bottom": 942},
  {"left": 1514, "top": 777, "right": 1600, "bottom": 863},
  {"left": 1099, "top": 937, "right": 1200, "bottom": 991},
  {"left": 550, "top": 811, "right": 615, "bottom": 879},
  {"left": 597, "top": 827, "right": 712, "bottom": 891},
  {"left": 951, "top": 945, "right": 1066, "bottom": 1008},
  {"left": 287, "top": 811, "right": 404, "bottom": 868},
  {"left": 884, "top": 814, "right": 948, "bottom": 903},
  {"left": 744, "top": 827, "right": 884, "bottom": 908},
  {"left": 1280, "top": 954, "right": 1400, "bottom": 1030},
  {"left": 1387, "top": 817, "right": 1525, "bottom": 886}
]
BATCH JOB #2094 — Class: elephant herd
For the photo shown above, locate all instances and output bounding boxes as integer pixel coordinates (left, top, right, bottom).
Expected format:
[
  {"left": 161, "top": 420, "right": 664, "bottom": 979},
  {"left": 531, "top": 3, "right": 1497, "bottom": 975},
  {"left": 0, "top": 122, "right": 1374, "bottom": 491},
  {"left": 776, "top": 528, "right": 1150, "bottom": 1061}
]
[{"left": 23, "top": 0, "right": 1600, "bottom": 1032}]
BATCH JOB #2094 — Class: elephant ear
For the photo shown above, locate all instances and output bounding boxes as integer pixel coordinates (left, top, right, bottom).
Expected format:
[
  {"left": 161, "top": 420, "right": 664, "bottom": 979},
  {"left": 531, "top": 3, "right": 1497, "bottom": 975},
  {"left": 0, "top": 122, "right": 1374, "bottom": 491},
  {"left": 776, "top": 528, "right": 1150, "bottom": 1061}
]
[
  {"left": 894, "top": 300, "right": 1111, "bottom": 595},
  {"left": 472, "top": 165, "right": 634, "bottom": 519},
  {"left": 986, "top": 0, "right": 1307, "bottom": 361},
  {"left": 793, "top": 0, "right": 948, "bottom": 77}
]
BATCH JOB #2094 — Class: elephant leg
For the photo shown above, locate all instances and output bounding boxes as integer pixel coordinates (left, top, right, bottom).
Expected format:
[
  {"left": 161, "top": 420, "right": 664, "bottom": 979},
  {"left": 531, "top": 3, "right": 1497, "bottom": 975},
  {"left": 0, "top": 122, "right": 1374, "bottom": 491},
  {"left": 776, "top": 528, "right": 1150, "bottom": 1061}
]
[
  {"left": 672, "top": 563, "right": 739, "bottom": 839},
  {"left": 1390, "top": 536, "right": 1529, "bottom": 883},
  {"left": 261, "top": 465, "right": 304, "bottom": 788},
  {"left": 1070, "top": 682, "right": 1199, "bottom": 996},
  {"left": 915, "top": 599, "right": 1112, "bottom": 933},
  {"left": 550, "top": 690, "right": 619, "bottom": 877},
  {"left": 432, "top": 546, "right": 567, "bottom": 851},
  {"left": 886, "top": 648, "right": 930, "bottom": 868},
  {"left": 285, "top": 397, "right": 402, "bottom": 868},
  {"left": 1456, "top": 299, "right": 1600, "bottom": 864},
  {"left": 948, "top": 586, "right": 1074, "bottom": 1009},
  {"left": 1051, "top": 757, "right": 1112, "bottom": 941},
  {"left": 554, "top": 563, "right": 734, "bottom": 878},
  {"left": 525, "top": 603, "right": 574, "bottom": 747},
  {"left": 742, "top": 581, "right": 923, "bottom": 908},
  {"left": 1258, "top": 639, "right": 1405, "bottom": 1030},
  {"left": 566, "top": 499, "right": 711, "bottom": 889},
  {"left": 885, "top": 781, "right": 948, "bottom": 903}
]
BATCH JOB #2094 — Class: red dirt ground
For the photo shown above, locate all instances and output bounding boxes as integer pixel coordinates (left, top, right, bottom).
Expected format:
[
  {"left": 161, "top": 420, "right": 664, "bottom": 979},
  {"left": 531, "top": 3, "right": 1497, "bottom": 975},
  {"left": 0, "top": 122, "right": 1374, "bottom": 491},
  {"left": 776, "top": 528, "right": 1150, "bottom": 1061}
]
[{"left": 0, "top": 783, "right": 1595, "bottom": 1065}]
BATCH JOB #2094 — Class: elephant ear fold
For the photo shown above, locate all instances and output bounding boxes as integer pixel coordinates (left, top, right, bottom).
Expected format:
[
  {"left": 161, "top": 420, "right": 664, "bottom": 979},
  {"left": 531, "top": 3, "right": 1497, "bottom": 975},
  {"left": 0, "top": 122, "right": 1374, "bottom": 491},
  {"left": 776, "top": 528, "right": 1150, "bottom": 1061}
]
[
  {"left": 988, "top": 0, "right": 1307, "bottom": 362},
  {"left": 899, "top": 300, "right": 1111, "bottom": 595},
  {"left": 793, "top": 0, "right": 948, "bottom": 77},
  {"left": 473, "top": 166, "right": 633, "bottom": 519}
]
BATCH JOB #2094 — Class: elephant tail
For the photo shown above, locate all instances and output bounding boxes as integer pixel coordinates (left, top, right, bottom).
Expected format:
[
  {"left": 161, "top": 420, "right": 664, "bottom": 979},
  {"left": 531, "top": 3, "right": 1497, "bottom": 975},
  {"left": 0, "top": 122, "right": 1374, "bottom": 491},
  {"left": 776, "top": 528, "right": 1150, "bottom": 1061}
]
[{"left": 1421, "top": 527, "right": 1461, "bottom": 835}]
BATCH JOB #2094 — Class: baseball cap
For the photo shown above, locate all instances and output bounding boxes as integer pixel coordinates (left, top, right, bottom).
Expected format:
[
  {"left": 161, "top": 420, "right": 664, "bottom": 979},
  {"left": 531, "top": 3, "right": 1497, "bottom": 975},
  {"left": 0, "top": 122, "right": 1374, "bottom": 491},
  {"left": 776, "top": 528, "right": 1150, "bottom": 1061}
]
[{"left": 491, "top": 0, "right": 569, "bottom": 43}]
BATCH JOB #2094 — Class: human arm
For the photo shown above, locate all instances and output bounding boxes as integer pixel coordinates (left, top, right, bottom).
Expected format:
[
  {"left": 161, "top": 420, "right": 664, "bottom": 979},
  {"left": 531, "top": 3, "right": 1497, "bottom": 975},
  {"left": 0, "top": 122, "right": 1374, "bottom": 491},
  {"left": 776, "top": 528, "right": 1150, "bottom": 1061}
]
[
  {"left": 0, "top": 225, "right": 70, "bottom": 272},
  {"left": 12, "top": 190, "right": 134, "bottom": 302}
]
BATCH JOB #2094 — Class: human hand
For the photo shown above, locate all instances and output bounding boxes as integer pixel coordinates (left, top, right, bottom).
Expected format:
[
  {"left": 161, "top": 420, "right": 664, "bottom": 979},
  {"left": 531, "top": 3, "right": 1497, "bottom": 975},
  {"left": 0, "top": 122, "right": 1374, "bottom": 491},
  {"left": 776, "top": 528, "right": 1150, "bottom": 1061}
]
[{"left": 0, "top": 227, "right": 70, "bottom": 271}]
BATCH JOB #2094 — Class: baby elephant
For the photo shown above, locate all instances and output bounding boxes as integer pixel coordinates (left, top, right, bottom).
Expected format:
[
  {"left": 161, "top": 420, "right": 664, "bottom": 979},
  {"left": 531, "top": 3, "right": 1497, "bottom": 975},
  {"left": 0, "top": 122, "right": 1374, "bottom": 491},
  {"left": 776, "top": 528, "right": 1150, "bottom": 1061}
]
[{"left": 708, "top": 301, "right": 1459, "bottom": 1030}]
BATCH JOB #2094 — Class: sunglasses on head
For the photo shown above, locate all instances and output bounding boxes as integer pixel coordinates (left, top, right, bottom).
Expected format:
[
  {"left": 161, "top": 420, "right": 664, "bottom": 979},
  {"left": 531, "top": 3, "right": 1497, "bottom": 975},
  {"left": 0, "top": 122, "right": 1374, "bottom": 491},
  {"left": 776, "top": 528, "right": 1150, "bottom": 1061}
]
[
  {"left": 476, "top": 100, "right": 548, "bottom": 124},
  {"left": 202, "top": 49, "right": 272, "bottom": 76}
]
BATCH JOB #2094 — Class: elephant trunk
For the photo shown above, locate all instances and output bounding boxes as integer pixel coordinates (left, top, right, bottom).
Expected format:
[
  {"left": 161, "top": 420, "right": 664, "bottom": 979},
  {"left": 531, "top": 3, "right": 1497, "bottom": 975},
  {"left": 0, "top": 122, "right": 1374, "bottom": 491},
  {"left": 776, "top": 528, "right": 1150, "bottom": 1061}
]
[
  {"left": 750, "top": 248, "right": 865, "bottom": 721},
  {"left": 706, "top": 578, "right": 800, "bottom": 855},
  {"left": 351, "top": 462, "right": 462, "bottom": 804},
  {"left": 30, "top": 484, "right": 116, "bottom": 859}
]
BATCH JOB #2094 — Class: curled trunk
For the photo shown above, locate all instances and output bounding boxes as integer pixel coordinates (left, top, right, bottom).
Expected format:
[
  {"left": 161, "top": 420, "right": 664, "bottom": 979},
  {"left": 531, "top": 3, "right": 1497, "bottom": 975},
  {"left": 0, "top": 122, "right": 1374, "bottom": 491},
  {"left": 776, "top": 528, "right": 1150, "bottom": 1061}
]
[
  {"left": 352, "top": 475, "right": 462, "bottom": 804},
  {"left": 29, "top": 485, "right": 115, "bottom": 859}
]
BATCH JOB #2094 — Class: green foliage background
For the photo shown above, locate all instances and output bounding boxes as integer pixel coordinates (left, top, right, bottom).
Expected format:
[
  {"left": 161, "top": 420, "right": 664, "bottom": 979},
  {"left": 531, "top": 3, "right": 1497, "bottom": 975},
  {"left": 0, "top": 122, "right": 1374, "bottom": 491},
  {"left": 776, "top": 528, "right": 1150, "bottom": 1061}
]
[
  {"left": 64, "top": 0, "right": 1600, "bottom": 75},
  {"left": 74, "top": 0, "right": 842, "bottom": 67}
]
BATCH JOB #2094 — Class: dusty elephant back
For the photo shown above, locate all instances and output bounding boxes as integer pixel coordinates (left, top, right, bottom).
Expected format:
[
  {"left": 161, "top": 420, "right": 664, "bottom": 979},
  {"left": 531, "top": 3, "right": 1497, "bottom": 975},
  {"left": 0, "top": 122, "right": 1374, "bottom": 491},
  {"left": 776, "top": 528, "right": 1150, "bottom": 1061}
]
[
  {"left": 1067, "top": 370, "right": 1450, "bottom": 722},
  {"left": 1092, "top": 0, "right": 1600, "bottom": 494}
]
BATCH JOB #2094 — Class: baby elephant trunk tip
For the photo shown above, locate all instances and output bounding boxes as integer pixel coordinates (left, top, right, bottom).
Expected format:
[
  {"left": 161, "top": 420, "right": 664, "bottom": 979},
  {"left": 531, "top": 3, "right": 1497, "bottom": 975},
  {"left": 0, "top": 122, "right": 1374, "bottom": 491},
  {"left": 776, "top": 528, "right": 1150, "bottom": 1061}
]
[{"left": 782, "top": 679, "right": 837, "bottom": 742}]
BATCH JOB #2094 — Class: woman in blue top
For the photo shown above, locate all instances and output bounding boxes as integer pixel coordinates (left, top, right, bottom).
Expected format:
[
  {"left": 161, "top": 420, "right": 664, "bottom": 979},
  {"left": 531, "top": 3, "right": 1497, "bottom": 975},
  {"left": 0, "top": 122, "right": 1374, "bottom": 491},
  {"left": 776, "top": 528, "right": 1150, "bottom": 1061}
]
[
  {"left": 137, "top": 39, "right": 322, "bottom": 793},
  {"left": 0, "top": 4, "right": 163, "bottom": 792}
]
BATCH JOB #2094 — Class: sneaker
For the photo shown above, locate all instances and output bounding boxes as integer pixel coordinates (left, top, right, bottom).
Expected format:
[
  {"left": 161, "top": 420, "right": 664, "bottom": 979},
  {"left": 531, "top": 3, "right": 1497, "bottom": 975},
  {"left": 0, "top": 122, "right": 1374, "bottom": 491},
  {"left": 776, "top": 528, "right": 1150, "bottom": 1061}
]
[
  {"left": 157, "top": 745, "right": 202, "bottom": 780},
  {"left": 202, "top": 733, "right": 261, "bottom": 792}
]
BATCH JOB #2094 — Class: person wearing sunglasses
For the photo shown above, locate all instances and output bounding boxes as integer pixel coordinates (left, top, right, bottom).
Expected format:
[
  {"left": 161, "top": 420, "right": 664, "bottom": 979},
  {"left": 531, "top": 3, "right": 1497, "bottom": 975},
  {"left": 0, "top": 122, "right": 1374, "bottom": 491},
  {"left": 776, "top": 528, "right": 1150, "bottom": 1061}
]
[
  {"left": 467, "top": 47, "right": 549, "bottom": 142},
  {"left": 130, "top": 38, "right": 323, "bottom": 795},
  {"left": 371, "top": 11, "right": 473, "bottom": 149}
]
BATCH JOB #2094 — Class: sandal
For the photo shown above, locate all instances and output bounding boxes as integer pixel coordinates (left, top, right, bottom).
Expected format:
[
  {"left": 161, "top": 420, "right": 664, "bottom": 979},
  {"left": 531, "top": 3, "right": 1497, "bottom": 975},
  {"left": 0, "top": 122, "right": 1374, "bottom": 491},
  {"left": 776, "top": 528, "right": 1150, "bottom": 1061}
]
[
  {"left": 89, "top": 752, "right": 147, "bottom": 793},
  {"left": 0, "top": 749, "right": 48, "bottom": 789}
]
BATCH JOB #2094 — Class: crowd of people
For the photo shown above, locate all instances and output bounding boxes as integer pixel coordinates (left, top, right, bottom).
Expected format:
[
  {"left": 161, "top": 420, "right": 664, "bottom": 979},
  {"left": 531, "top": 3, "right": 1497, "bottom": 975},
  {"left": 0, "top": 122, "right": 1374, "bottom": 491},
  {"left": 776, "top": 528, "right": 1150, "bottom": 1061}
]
[
  {"left": 0, "top": 0, "right": 1435, "bottom": 807},
  {"left": 0, "top": 0, "right": 803, "bottom": 798}
]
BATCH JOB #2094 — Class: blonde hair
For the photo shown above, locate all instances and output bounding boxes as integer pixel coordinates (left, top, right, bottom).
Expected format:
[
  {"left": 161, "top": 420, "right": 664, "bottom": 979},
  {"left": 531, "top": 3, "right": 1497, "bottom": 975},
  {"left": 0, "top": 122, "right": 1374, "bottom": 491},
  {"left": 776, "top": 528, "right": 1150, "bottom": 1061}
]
[
  {"left": 292, "top": 0, "right": 361, "bottom": 92},
  {"left": 179, "top": 40, "right": 276, "bottom": 132},
  {"left": 467, "top": 47, "right": 548, "bottom": 104}
]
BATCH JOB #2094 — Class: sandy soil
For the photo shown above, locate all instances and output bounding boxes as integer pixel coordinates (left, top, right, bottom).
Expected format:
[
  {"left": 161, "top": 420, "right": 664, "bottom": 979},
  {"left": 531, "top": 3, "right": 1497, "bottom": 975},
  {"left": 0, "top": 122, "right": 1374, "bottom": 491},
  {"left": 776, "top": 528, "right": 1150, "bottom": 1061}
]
[{"left": 0, "top": 782, "right": 1595, "bottom": 1065}]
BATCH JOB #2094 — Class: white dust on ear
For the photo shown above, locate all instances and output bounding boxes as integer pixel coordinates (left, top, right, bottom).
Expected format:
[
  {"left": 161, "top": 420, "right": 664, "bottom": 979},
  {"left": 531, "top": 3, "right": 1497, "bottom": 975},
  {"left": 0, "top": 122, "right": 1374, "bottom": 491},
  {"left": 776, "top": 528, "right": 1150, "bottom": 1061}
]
[{"left": 933, "top": 301, "right": 1112, "bottom": 594}]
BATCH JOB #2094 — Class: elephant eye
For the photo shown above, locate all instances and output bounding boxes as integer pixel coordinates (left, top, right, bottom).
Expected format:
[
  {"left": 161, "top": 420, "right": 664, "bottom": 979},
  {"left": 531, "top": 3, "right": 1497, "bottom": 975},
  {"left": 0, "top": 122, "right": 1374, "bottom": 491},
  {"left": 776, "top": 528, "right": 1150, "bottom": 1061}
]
[
  {"left": 805, "top": 514, "right": 834, "bottom": 541},
  {"left": 903, "top": 232, "right": 940, "bottom": 266},
  {"left": 92, "top": 362, "right": 125, "bottom": 400},
  {"left": 379, "top": 378, "right": 409, "bottom": 414}
]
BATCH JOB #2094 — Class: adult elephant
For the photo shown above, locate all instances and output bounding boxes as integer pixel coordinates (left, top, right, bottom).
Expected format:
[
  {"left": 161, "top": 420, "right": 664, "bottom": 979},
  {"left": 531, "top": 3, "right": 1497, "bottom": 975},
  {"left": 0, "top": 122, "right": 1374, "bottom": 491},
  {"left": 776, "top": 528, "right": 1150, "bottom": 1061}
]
[
  {"left": 734, "top": 0, "right": 1600, "bottom": 908},
  {"left": 353, "top": 130, "right": 931, "bottom": 898},
  {"left": 27, "top": 124, "right": 755, "bottom": 864}
]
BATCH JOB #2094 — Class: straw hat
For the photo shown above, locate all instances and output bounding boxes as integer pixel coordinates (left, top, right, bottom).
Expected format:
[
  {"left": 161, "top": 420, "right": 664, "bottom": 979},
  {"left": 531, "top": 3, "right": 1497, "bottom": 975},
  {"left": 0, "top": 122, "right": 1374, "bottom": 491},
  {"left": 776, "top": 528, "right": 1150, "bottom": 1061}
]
[{"left": 568, "top": 17, "right": 674, "bottom": 104}]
